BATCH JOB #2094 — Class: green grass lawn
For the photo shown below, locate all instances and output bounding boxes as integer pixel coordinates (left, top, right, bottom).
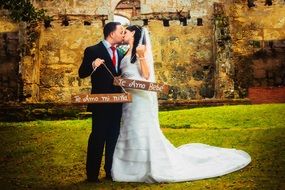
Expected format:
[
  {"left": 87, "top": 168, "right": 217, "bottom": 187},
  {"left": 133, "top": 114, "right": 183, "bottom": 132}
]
[{"left": 1, "top": 104, "right": 285, "bottom": 190}]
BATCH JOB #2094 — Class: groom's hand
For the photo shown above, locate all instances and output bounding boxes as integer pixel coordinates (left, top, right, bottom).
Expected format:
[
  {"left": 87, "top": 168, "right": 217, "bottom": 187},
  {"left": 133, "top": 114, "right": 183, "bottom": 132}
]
[{"left": 92, "top": 58, "right": 105, "bottom": 69}]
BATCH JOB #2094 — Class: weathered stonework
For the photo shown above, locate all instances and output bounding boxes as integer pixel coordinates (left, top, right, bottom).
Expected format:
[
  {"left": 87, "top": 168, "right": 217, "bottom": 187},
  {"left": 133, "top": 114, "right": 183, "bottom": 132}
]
[
  {"left": 0, "top": 16, "right": 20, "bottom": 102},
  {"left": 213, "top": 3, "right": 235, "bottom": 99},
  {"left": 225, "top": 0, "right": 285, "bottom": 97},
  {"left": 1, "top": 0, "right": 285, "bottom": 106},
  {"left": 147, "top": 20, "right": 214, "bottom": 100},
  {"left": 38, "top": 19, "right": 103, "bottom": 102}
]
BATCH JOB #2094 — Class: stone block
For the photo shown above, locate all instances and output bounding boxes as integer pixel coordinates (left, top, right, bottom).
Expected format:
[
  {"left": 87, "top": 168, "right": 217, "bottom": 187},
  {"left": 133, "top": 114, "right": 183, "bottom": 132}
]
[
  {"left": 0, "top": 18, "right": 18, "bottom": 32},
  {"left": 264, "top": 29, "right": 281, "bottom": 41},
  {"left": 39, "top": 87, "right": 67, "bottom": 103},
  {"left": 40, "top": 67, "right": 65, "bottom": 87},
  {"left": 32, "top": 108, "right": 47, "bottom": 116},
  {"left": 254, "top": 69, "right": 266, "bottom": 79},
  {"left": 60, "top": 49, "right": 78, "bottom": 64},
  {"left": 21, "top": 56, "right": 35, "bottom": 84},
  {"left": 42, "top": 51, "right": 60, "bottom": 65}
]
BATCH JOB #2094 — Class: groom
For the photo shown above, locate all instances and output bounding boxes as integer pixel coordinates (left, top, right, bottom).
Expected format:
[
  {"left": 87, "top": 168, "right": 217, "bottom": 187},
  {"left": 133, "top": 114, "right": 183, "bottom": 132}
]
[{"left": 78, "top": 22, "right": 125, "bottom": 183}]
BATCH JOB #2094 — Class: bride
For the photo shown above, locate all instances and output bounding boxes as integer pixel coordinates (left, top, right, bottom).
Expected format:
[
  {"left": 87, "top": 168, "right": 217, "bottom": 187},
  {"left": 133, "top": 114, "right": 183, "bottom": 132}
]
[{"left": 111, "top": 25, "right": 251, "bottom": 183}]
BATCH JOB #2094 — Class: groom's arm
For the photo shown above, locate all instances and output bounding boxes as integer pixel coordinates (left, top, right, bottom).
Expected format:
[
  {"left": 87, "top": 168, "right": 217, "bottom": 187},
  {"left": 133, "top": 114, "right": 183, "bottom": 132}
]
[{"left": 79, "top": 47, "right": 94, "bottom": 78}]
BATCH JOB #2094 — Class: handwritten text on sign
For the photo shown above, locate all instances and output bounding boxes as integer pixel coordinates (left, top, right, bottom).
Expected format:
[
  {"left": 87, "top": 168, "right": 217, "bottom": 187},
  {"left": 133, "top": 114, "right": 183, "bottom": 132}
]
[
  {"left": 113, "top": 77, "right": 169, "bottom": 94},
  {"left": 71, "top": 93, "right": 132, "bottom": 104}
]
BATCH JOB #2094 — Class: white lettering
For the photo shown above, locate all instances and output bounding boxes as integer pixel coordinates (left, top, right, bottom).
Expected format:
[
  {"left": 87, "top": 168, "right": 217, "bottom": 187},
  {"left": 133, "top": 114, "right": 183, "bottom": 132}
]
[
  {"left": 101, "top": 96, "right": 110, "bottom": 101},
  {"left": 113, "top": 96, "right": 118, "bottom": 101},
  {"left": 83, "top": 95, "right": 98, "bottom": 102},
  {"left": 135, "top": 82, "right": 145, "bottom": 89},
  {"left": 120, "top": 79, "right": 126, "bottom": 86},
  {"left": 128, "top": 80, "right": 136, "bottom": 88},
  {"left": 128, "top": 80, "right": 146, "bottom": 89},
  {"left": 149, "top": 83, "right": 163, "bottom": 92}
]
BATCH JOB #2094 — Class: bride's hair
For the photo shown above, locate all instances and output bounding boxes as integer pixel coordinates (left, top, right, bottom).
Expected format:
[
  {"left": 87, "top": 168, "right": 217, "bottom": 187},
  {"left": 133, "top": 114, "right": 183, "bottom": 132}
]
[{"left": 126, "top": 25, "right": 145, "bottom": 64}]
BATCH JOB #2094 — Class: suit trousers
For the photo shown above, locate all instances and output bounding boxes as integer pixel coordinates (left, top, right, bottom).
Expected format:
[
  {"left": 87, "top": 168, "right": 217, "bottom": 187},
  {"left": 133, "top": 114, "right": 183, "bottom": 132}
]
[{"left": 86, "top": 104, "right": 122, "bottom": 179}]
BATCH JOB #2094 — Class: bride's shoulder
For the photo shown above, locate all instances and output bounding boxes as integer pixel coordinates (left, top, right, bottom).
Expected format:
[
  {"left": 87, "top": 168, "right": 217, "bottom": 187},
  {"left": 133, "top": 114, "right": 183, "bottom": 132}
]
[{"left": 122, "top": 54, "right": 131, "bottom": 62}]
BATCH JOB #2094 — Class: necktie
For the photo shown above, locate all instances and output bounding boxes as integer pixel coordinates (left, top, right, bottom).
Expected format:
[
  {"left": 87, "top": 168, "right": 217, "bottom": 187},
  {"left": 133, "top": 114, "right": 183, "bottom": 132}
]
[{"left": 110, "top": 46, "right": 116, "bottom": 68}]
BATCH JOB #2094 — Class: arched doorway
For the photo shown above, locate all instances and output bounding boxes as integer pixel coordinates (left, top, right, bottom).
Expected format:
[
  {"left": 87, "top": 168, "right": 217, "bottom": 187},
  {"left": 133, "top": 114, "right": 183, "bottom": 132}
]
[
  {"left": 114, "top": 15, "right": 130, "bottom": 25},
  {"left": 113, "top": 0, "right": 140, "bottom": 25}
]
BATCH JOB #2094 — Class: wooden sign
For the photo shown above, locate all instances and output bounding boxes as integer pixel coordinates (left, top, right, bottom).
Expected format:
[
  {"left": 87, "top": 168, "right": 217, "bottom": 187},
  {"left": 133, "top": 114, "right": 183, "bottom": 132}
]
[
  {"left": 71, "top": 93, "right": 132, "bottom": 104},
  {"left": 113, "top": 77, "right": 169, "bottom": 94}
]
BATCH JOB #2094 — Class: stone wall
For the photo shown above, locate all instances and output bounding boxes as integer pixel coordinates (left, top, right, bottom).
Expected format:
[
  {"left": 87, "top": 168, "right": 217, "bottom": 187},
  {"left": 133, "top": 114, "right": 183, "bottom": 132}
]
[
  {"left": 1, "top": 0, "right": 285, "bottom": 105},
  {"left": 0, "top": 15, "right": 20, "bottom": 102},
  {"left": 225, "top": 0, "right": 285, "bottom": 97},
  {"left": 36, "top": 18, "right": 215, "bottom": 102},
  {"left": 38, "top": 19, "right": 103, "bottom": 102},
  {"left": 148, "top": 20, "right": 214, "bottom": 99},
  {"left": 213, "top": 3, "right": 235, "bottom": 99},
  {"left": 27, "top": 0, "right": 221, "bottom": 102}
]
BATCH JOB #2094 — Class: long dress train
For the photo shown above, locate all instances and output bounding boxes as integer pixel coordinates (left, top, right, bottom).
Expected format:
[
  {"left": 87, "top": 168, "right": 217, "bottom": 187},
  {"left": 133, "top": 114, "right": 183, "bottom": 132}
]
[{"left": 111, "top": 54, "right": 251, "bottom": 183}]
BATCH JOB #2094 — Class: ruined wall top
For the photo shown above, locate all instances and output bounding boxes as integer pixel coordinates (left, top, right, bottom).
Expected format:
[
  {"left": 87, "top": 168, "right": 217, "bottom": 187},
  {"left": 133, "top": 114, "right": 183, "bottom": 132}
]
[{"left": 31, "top": 0, "right": 225, "bottom": 21}]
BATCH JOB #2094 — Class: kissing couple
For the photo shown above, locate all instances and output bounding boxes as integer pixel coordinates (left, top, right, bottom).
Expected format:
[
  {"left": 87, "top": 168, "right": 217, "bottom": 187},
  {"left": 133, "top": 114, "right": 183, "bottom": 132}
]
[{"left": 78, "top": 22, "right": 251, "bottom": 183}]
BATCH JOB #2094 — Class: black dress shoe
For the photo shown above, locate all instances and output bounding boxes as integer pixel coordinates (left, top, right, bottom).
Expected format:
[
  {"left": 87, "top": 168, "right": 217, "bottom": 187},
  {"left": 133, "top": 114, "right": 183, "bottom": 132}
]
[
  {"left": 86, "top": 178, "right": 101, "bottom": 183},
  {"left": 105, "top": 174, "right": 112, "bottom": 181}
]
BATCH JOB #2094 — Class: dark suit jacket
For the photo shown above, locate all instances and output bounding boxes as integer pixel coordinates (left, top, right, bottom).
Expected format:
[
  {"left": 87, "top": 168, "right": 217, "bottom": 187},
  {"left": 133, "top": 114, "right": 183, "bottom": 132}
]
[{"left": 78, "top": 41, "right": 124, "bottom": 112}]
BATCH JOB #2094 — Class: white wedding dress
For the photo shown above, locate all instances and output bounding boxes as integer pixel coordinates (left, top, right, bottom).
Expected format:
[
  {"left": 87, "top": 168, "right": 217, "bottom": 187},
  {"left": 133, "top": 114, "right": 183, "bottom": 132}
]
[
  {"left": 111, "top": 54, "right": 251, "bottom": 183},
  {"left": 112, "top": 27, "right": 251, "bottom": 183}
]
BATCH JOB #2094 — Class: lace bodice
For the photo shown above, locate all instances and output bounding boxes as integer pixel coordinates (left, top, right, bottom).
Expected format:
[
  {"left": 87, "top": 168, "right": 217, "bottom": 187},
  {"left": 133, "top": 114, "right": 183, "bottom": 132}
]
[{"left": 120, "top": 55, "right": 145, "bottom": 80}]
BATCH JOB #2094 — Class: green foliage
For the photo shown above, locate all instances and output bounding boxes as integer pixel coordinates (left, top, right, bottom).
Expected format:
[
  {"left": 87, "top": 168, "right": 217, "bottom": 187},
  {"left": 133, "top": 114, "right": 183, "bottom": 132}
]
[
  {"left": 0, "top": 0, "right": 54, "bottom": 55},
  {"left": 0, "top": 104, "right": 284, "bottom": 189},
  {"left": 0, "top": 0, "right": 52, "bottom": 23}
]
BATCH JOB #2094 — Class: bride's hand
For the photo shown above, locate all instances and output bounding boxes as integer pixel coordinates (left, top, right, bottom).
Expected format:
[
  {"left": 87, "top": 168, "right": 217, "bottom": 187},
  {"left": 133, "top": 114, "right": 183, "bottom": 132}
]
[{"left": 136, "top": 45, "right": 146, "bottom": 58}]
